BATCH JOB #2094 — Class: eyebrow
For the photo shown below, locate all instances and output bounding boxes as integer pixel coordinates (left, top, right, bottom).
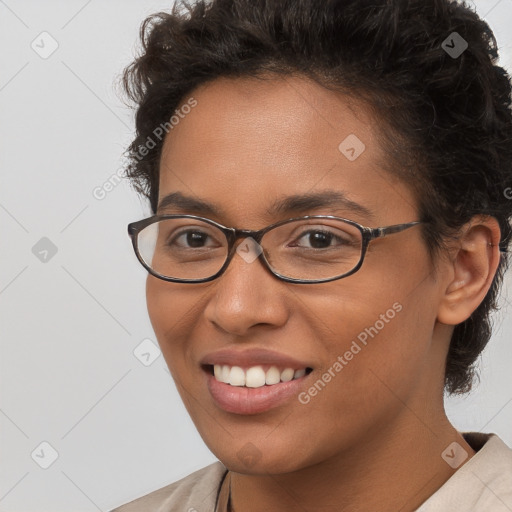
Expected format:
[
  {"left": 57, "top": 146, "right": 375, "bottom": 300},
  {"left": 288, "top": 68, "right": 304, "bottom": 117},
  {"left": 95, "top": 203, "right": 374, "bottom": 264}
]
[{"left": 157, "top": 190, "right": 375, "bottom": 220}]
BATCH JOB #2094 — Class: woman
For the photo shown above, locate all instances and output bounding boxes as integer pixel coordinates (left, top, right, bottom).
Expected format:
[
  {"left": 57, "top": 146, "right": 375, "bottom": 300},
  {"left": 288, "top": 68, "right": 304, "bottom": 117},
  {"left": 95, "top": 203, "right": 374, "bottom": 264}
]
[{"left": 111, "top": 0, "right": 512, "bottom": 510}]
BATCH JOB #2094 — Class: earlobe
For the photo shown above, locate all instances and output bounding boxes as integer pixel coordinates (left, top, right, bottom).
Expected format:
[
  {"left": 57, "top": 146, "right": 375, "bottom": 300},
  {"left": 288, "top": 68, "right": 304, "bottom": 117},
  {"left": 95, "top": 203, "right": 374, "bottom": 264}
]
[{"left": 437, "top": 217, "right": 501, "bottom": 326}]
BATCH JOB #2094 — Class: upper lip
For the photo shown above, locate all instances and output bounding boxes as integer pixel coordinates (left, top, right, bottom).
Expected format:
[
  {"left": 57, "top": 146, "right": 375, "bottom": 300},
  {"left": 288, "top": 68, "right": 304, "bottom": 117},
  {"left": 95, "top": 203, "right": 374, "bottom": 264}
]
[{"left": 200, "top": 348, "right": 312, "bottom": 369}]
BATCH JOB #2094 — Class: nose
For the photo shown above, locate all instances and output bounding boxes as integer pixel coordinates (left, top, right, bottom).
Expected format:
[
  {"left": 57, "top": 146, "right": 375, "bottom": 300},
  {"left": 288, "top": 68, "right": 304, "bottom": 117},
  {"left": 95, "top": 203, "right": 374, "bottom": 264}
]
[{"left": 203, "top": 238, "right": 288, "bottom": 335}]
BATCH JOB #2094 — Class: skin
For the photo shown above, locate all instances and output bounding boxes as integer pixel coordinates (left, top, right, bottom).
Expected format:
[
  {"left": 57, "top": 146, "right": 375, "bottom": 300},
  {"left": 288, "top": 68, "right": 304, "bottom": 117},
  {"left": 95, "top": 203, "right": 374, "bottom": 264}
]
[{"left": 145, "top": 74, "right": 501, "bottom": 511}]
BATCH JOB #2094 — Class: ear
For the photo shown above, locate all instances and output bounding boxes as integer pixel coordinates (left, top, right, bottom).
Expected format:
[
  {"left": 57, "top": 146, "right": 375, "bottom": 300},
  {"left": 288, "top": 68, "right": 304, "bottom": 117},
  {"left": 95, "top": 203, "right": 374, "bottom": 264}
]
[{"left": 437, "top": 215, "right": 502, "bottom": 325}]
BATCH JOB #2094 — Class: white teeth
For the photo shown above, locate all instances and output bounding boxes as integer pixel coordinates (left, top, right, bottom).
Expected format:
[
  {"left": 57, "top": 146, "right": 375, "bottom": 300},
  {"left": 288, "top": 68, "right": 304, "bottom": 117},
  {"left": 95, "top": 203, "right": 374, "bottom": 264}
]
[
  {"left": 265, "top": 366, "right": 281, "bottom": 385},
  {"left": 221, "top": 365, "right": 230, "bottom": 383},
  {"left": 294, "top": 368, "right": 306, "bottom": 379},
  {"left": 214, "top": 364, "right": 223, "bottom": 381},
  {"left": 280, "top": 368, "right": 294, "bottom": 382},
  {"left": 229, "top": 366, "right": 246, "bottom": 386},
  {"left": 246, "top": 366, "right": 266, "bottom": 388},
  {"left": 212, "top": 364, "right": 308, "bottom": 387}
]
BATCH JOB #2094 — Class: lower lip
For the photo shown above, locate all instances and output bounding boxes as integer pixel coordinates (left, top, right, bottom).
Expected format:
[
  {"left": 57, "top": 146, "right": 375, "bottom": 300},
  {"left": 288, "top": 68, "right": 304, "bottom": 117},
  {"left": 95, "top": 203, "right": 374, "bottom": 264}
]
[{"left": 205, "top": 369, "right": 311, "bottom": 415}]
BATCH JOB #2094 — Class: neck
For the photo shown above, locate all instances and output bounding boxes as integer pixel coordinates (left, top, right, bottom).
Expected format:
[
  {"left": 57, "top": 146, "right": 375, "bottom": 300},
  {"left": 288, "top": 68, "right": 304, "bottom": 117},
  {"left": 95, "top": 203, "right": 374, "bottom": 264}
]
[{"left": 229, "top": 410, "right": 475, "bottom": 512}]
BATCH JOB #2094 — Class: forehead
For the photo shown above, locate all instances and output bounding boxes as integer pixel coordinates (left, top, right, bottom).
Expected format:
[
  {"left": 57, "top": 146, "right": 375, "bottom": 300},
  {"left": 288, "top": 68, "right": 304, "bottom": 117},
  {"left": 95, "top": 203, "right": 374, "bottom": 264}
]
[
  {"left": 162, "top": 74, "right": 377, "bottom": 160},
  {"left": 157, "top": 75, "right": 413, "bottom": 225}
]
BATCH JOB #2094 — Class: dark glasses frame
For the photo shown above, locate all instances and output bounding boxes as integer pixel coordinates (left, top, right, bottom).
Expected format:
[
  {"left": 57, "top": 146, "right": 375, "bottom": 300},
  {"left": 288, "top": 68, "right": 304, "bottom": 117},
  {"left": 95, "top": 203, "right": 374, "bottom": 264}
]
[{"left": 128, "top": 214, "right": 423, "bottom": 284}]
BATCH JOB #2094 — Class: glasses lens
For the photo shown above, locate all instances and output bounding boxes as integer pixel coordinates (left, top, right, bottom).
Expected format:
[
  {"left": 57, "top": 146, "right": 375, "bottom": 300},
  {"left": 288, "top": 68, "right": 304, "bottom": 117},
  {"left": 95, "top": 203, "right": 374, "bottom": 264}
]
[
  {"left": 263, "top": 218, "right": 363, "bottom": 280},
  {"left": 137, "top": 218, "right": 228, "bottom": 280}
]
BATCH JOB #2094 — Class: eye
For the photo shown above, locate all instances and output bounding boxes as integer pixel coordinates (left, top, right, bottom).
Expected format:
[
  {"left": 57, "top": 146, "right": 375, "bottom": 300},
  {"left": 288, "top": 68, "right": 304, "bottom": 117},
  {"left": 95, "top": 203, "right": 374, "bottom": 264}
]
[
  {"left": 169, "top": 228, "right": 221, "bottom": 249},
  {"left": 290, "top": 228, "right": 354, "bottom": 250}
]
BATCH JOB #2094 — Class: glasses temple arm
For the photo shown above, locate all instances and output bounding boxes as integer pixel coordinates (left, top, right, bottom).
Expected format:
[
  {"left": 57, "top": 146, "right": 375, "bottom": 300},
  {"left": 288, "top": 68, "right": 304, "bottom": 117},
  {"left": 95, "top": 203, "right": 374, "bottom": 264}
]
[{"left": 370, "top": 221, "right": 423, "bottom": 239}]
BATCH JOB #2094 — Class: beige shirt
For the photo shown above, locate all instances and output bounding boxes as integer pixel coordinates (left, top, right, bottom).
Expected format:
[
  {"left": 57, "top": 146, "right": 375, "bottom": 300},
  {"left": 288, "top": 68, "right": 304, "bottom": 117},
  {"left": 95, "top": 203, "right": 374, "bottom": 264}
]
[{"left": 109, "top": 432, "right": 512, "bottom": 511}]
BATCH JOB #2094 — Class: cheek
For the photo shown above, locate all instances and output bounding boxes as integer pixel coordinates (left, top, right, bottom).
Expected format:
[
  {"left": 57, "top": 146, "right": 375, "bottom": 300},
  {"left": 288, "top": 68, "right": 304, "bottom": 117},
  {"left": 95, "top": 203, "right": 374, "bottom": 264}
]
[
  {"left": 283, "top": 303, "right": 434, "bottom": 464},
  {"left": 145, "top": 277, "right": 196, "bottom": 372},
  {"left": 307, "top": 258, "right": 438, "bottom": 415},
  {"left": 145, "top": 277, "right": 170, "bottom": 342}
]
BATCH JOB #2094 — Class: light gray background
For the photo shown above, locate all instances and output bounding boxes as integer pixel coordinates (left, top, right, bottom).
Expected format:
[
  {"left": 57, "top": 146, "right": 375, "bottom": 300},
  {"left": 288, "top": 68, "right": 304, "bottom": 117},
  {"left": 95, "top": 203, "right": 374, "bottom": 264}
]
[{"left": 1, "top": 1, "right": 511, "bottom": 511}]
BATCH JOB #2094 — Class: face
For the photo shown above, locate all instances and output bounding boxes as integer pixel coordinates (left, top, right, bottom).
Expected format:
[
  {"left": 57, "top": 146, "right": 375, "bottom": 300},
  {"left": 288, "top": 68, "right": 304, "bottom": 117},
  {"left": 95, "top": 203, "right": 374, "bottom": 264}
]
[{"left": 146, "top": 75, "right": 447, "bottom": 475}]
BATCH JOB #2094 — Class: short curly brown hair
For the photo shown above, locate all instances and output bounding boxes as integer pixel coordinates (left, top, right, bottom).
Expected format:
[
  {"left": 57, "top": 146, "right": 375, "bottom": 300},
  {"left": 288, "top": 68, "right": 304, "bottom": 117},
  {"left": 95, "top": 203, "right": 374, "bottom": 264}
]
[{"left": 120, "top": 0, "right": 512, "bottom": 395}]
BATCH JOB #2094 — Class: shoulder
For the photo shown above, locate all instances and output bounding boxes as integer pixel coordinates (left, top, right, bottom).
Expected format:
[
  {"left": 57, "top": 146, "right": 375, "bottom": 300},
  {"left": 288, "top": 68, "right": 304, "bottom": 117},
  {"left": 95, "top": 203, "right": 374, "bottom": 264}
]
[
  {"left": 417, "top": 432, "right": 512, "bottom": 511},
  {"left": 109, "top": 461, "right": 228, "bottom": 512}
]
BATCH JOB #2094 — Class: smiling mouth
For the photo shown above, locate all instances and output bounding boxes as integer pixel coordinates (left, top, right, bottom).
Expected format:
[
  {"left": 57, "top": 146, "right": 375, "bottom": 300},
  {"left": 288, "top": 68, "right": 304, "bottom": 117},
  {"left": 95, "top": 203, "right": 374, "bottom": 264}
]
[{"left": 202, "top": 364, "right": 313, "bottom": 388}]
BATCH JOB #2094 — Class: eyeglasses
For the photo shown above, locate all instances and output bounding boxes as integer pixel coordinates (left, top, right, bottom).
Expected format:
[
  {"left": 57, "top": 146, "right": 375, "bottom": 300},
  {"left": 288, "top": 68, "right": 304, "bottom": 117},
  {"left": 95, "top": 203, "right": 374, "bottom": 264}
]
[{"left": 127, "top": 214, "right": 422, "bottom": 284}]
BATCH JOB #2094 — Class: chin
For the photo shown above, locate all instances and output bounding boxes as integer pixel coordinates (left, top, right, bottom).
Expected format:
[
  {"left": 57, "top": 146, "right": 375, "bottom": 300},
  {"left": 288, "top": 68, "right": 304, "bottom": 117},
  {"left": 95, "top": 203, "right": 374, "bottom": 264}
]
[{"left": 220, "top": 453, "right": 301, "bottom": 475}]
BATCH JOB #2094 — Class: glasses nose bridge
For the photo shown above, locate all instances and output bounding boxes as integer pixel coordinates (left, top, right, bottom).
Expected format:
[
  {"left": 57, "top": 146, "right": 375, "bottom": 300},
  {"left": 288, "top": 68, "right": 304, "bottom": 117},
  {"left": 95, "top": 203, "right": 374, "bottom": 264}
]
[{"left": 230, "top": 227, "right": 266, "bottom": 245}]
